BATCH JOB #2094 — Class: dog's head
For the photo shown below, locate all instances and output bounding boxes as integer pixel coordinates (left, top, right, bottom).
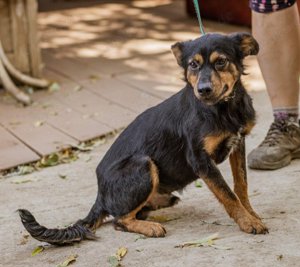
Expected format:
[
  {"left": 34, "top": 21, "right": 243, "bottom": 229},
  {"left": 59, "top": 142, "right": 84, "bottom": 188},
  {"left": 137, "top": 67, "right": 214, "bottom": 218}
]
[{"left": 171, "top": 33, "right": 259, "bottom": 105}]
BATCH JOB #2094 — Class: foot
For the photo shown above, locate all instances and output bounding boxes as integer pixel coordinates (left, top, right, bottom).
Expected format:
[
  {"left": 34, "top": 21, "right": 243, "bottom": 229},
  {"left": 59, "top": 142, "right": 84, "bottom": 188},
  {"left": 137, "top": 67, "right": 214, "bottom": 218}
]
[
  {"left": 115, "top": 219, "right": 166, "bottom": 237},
  {"left": 237, "top": 214, "right": 269, "bottom": 234},
  {"left": 248, "top": 120, "right": 300, "bottom": 170}
]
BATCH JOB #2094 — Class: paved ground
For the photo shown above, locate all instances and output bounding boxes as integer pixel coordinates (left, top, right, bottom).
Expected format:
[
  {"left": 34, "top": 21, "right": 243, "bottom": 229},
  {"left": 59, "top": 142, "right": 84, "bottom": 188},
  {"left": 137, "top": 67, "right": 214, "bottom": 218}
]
[
  {"left": 0, "top": 0, "right": 263, "bottom": 171},
  {"left": 1, "top": 90, "right": 300, "bottom": 267}
]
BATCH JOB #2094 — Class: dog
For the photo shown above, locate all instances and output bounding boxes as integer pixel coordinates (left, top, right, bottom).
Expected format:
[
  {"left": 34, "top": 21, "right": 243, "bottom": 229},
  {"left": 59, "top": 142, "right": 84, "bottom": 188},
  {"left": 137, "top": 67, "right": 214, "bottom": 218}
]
[{"left": 19, "top": 32, "right": 268, "bottom": 245}]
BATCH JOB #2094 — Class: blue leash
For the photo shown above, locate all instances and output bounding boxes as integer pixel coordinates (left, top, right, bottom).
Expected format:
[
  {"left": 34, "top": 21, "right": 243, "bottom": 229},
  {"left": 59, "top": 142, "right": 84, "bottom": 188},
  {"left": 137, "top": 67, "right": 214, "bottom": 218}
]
[{"left": 193, "top": 0, "right": 206, "bottom": 35}]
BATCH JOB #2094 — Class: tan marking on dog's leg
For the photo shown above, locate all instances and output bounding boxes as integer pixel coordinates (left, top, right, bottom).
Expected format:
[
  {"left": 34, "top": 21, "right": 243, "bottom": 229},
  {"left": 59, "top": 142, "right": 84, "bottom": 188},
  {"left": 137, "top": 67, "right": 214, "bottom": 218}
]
[
  {"left": 116, "top": 160, "right": 166, "bottom": 237},
  {"left": 242, "top": 120, "right": 255, "bottom": 135},
  {"left": 229, "top": 138, "right": 260, "bottom": 219},
  {"left": 203, "top": 133, "right": 229, "bottom": 155},
  {"left": 202, "top": 170, "right": 268, "bottom": 234},
  {"left": 146, "top": 192, "right": 180, "bottom": 210}
]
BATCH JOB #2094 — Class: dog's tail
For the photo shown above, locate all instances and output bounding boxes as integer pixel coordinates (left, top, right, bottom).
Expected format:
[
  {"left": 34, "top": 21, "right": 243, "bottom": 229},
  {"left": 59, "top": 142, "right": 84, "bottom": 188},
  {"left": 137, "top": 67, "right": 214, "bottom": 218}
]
[{"left": 18, "top": 195, "right": 106, "bottom": 245}]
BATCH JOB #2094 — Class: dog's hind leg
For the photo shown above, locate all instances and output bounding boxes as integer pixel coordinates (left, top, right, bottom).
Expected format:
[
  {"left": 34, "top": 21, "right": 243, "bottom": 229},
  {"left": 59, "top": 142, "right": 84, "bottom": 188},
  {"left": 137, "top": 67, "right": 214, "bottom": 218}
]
[
  {"left": 107, "top": 156, "right": 166, "bottom": 237},
  {"left": 136, "top": 192, "right": 180, "bottom": 220},
  {"left": 229, "top": 137, "right": 260, "bottom": 219}
]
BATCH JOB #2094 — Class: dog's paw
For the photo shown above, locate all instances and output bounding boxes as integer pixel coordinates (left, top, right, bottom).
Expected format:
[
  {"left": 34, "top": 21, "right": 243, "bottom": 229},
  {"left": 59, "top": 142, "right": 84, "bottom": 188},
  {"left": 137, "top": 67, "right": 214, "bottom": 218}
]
[
  {"left": 145, "top": 222, "right": 167, "bottom": 237},
  {"left": 238, "top": 216, "right": 269, "bottom": 235}
]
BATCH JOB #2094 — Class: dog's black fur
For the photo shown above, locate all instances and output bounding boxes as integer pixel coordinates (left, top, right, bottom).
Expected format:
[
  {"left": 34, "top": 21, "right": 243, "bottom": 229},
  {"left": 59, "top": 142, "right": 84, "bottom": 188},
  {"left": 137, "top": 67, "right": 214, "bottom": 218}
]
[{"left": 19, "top": 33, "right": 268, "bottom": 245}]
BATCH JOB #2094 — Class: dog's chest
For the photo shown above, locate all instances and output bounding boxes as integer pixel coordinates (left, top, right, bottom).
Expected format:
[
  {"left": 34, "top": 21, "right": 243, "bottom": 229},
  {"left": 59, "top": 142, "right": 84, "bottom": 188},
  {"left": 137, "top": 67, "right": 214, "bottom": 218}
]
[{"left": 203, "top": 130, "right": 243, "bottom": 163}]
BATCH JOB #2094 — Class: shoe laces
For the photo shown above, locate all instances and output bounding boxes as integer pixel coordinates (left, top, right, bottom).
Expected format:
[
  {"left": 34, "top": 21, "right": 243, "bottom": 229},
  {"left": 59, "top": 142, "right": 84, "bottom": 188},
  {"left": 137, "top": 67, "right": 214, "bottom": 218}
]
[{"left": 260, "top": 120, "right": 294, "bottom": 147}]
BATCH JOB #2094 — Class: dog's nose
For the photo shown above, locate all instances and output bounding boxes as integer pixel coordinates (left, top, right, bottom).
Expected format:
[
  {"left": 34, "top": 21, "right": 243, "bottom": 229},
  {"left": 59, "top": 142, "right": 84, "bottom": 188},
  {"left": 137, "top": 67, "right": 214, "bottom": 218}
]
[{"left": 198, "top": 83, "right": 212, "bottom": 96}]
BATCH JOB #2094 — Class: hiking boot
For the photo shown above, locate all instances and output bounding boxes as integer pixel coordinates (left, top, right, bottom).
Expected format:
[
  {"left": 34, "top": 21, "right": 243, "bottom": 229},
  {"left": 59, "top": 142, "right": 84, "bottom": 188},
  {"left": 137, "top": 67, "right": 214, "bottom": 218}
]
[{"left": 248, "top": 120, "right": 300, "bottom": 170}]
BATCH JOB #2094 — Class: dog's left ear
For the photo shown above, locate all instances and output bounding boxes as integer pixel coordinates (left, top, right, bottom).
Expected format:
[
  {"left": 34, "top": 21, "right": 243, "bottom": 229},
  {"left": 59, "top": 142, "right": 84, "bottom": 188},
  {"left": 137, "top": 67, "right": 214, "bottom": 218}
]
[
  {"left": 171, "top": 42, "right": 184, "bottom": 67},
  {"left": 230, "top": 32, "right": 259, "bottom": 57}
]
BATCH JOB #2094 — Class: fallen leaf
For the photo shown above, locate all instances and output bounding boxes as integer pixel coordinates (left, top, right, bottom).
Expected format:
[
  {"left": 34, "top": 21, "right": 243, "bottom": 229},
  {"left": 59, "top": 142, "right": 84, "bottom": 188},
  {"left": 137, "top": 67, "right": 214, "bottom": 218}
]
[
  {"left": 73, "top": 85, "right": 83, "bottom": 92},
  {"left": 72, "top": 143, "right": 93, "bottom": 152},
  {"left": 134, "top": 235, "right": 147, "bottom": 242},
  {"left": 19, "top": 234, "right": 29, "bottom": 245},
  {"left": 116, "top": 247, "right": 127, "bottom": 260},
  {"left": 88, "top": 74, "right": 100, "bottom": 82},
  {"left": 11, "top": 177, "right": 39, "bottom": 184},
  {"left": 31, "top": 246, "right": 45, "bottom": 256},
  {"left": 59, "top": 174, "right": 67, "bottom": 179},
  {"left": 195, "top": 179, "right": 202, "bottom": 188},
  {"left": 34, "top": 120, "right": 44, "bottom": 127},
  {"left": 16, "top": 165, "right": 35, "bottom": 175},
  {"left": 149, "top": 215, "right": 180, "bottom": 223},
  {"left": 108, "top": 256, "right": 120, "bottom": 267},
  {"left": 40, "top": 153, "right": 59, "bottom": 167},
  {"left": 48, "top": 82, "right": 61, "bottom": 92},
  {"left": 175, "top": 233, "right": 219, "bottom": 248},
  {"left": 57, "top": 254, "right": 78, "bottom": 267},
  {"left": 108, "top": 247, "right": 128, "bottom": 267},
  {"left": 277, "top": 255, "right": 283, "bottom": 261}
]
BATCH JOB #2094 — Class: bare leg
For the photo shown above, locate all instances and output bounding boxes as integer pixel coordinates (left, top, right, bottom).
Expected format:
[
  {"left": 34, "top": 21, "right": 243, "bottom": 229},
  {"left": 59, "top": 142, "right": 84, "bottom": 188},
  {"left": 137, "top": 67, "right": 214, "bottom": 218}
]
[
  {"left": 252, "top": 4, "right": 300, "bottom": 109},
  {"left": 248, "top": 4, "right": 300, "bottom": 170}
]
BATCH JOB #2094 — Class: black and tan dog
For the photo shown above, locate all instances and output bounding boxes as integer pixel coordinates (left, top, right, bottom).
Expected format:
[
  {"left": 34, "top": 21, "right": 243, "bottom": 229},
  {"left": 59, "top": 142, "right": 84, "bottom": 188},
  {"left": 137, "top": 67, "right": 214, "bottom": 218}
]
[{"left": 19, "top": 32, "right": 268, "bottom": 245}]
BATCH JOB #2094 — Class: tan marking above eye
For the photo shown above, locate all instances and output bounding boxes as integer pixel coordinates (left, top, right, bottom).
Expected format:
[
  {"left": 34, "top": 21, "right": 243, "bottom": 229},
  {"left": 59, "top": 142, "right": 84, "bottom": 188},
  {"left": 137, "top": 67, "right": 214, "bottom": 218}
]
[
  {"left": 192, "top": 54, "right": 204, "bottom": 65},
  {"left": 209, "top": 52, "right": 227, "bottom": 64}
]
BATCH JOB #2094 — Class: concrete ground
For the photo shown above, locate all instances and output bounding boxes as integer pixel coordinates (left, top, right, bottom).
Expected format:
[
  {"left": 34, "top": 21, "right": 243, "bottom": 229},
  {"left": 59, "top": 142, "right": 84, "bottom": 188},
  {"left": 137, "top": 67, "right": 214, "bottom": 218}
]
[{"left": 0, "top": 89, "right": 300, "bottom": 267}]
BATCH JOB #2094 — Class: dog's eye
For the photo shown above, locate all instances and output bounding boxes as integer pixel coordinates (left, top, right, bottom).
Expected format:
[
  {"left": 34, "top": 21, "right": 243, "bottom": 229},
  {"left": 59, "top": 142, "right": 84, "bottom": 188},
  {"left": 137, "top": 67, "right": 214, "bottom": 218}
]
[
  {"left": 215, "top": 58, "right": 228, "bottom": 69},
  {"left": 189, "top": 61, "right": 199, "bottom": 70}
]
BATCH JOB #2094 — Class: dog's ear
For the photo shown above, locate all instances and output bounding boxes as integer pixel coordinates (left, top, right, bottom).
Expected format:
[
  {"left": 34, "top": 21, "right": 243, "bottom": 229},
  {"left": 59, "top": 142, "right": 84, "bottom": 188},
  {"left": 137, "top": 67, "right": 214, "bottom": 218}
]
[
  {"left": 230, "top": 32, "right": 259, "bottom": 57},
  {"left": 171, "top": 42, "right": 184, "bottom": 67}
]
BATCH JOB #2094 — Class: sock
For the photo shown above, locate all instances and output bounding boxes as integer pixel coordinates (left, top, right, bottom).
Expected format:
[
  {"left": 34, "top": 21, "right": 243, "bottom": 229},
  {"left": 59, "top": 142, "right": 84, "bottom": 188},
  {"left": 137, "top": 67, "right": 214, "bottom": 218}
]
[{"left": 273, "top": 106, "right": 299, "bottom": 124}]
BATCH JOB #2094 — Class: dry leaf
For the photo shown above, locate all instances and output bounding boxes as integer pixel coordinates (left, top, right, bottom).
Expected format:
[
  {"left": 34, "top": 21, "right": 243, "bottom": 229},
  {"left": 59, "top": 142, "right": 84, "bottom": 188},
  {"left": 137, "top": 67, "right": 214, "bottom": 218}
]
[
  {"left": 88, "top": 74, "right": 100, "bottom": 82},
  {"left": 19, "top": 234, "right": 29, "bottom": 245},
  {"left": 40, "top": 153, "right": 59, "bottom": 167},
  {"left": 48, "top": 82, "right": 61, "bottom": 92},
  {"left": 31, "top": 246, "right": 45, "bottom": 256},
  {"left": 17, "top": 165, "right": 35, "bottom": 175},
  {"left": 108, "top": 247, "right": 128, "bottom": 267},
  {"left": 108, "top": 256, "right": 120, "bottom": 267},
  {"left": 175, "top": 233, "right": 219, "bottom": 248},
  {"left": 34, "top": 121, "right": 44, "bottom": 127},
  {"left": 116, "top": 247, "right": 127, "bottom": 260},
  {"left": 73, "top": 85, "right": 83, "bottom": 92},
  {"left": 149, "top": 215, "right": 180, "bottom": 223},
  {"left": 59, "top": 174, "right": 67, "bottom": 179},
  {"left": 277, "top": 255, "right": 283, "bottom": 261},
  {"left": 57, "top": 254, "right": 78, "bottom": 267},
  {"left": 12, "top": 177, "right": 39, "bottom": 184},
  {"left": 195, "top": 179, "right": 202, "bottom": 188}
]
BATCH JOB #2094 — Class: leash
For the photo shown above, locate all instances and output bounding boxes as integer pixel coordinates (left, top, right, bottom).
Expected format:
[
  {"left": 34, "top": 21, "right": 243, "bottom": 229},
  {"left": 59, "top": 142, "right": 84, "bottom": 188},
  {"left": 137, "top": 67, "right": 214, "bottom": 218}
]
[{"left": 193, "top": 0, "right": 206, "bottom": 35}]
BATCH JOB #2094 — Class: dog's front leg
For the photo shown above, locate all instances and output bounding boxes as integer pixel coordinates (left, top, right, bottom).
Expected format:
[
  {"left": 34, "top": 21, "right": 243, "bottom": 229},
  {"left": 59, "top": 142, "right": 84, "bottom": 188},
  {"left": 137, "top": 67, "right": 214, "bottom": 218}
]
[
  {"left": 201, "top": 160, "right": 268, "bottom": 234},
  {"left": 229, "top": 137, "right": 260, "bottom": 219}
]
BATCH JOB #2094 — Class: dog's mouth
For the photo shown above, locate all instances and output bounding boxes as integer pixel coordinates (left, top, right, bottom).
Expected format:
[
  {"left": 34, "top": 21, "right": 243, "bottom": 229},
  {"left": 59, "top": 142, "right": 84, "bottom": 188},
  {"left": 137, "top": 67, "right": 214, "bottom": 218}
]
[{"left": 200, "top": 85, "right": 229, "bottom": 105}]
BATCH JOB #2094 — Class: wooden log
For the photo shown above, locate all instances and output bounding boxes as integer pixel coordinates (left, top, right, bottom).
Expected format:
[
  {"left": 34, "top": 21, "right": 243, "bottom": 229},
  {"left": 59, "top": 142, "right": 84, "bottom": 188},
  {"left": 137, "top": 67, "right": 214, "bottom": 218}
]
[
  {"left": 26, "top": 0, "right": 42, "bottom": 77},
  {"left": 0, "top": 41, "right": 49, "bottom": 88},
  {"left": 10, "top": 0, "right": 30, "bottom": 73},
  {"left": 0, "top": 57, "right": 31, "bottom": 105}
]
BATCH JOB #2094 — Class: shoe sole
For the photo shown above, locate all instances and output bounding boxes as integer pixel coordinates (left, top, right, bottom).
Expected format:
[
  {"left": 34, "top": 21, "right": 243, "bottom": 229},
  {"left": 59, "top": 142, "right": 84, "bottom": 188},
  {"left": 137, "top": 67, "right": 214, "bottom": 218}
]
[{"left": 248, "top": 147, "right": 300, "bottom": 170}]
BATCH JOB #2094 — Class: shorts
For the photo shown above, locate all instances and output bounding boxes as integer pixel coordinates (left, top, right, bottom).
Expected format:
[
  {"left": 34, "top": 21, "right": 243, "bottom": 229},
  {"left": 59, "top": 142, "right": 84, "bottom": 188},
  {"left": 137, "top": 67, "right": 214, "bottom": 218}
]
[{"left": 249, "top": 0, "right": 296, "bottom": 13}]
